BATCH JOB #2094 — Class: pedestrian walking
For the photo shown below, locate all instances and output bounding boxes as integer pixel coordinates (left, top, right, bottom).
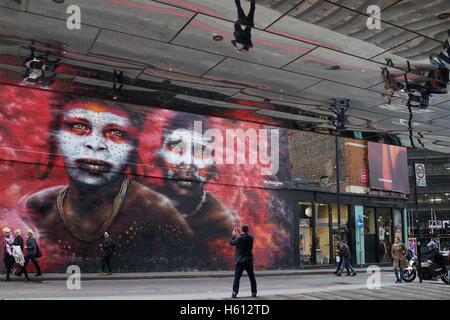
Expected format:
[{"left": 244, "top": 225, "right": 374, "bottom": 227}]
[
  {"left": 3, "top": 227, "right": 15, "bottom": 281},
  {"left": 23, "top": 229, "right": 42, "bottom": 276},
  {"left": 98, "top": 232, "right": 115, "bottom": 276},
  {"left": 391, "top": 237, "right": 408, "bottom": 283},
  {"left": 230, "top": 224, "right": 257, "bottom": 298},
  {"left": 336, "top": 240, "right": 356, "bottom": 276},
  {"left": 334, "top": 241, "right": 350, "bottom": 275},
  {"left": 13, "top": 229, "right": 30, "bottom": 281}
]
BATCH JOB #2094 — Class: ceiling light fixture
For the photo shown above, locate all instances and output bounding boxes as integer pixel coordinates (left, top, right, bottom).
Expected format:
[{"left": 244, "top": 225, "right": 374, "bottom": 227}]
[
  {"left": 212, "top": 34, "right": 223, "bottom": 41},
  {"left": 52, "top": 0, "right": 65, "bottom": 3}
]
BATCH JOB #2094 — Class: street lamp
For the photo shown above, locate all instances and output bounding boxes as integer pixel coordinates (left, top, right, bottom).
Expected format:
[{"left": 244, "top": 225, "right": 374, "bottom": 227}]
[{"left": 329, "top": 99, "right": 350, "bottom": 241}]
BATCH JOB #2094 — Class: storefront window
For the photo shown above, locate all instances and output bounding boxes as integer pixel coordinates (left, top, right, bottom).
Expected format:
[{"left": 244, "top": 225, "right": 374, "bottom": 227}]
[
  {"left": 330, "top": 204, "right": 348, "bottom": 227},
  {"left": 364, "top": 207, "right": 375, "bottom": 234},
  {"left": 316, "top": 204, "right": 330, "bottom": 264},
  {"left": 378, "top": 208, "right": 392, "bottom": 262},
  {"left": 393, "top": 209, "right": 403, "bottom": 242},
  {"left": 299, "top": 202, "right": 313, "bottom": 265}
]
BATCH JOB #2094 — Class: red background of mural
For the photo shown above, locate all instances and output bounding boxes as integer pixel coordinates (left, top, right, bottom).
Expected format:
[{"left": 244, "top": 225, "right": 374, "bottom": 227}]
[{"left": 0, "top": 84, "right": 292, "bottom": 271}]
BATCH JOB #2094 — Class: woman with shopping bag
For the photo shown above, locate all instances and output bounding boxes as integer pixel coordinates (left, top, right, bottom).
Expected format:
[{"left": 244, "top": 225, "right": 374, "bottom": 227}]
[{"left": 13, "top": 229, "right": 30, "bottom": 281}]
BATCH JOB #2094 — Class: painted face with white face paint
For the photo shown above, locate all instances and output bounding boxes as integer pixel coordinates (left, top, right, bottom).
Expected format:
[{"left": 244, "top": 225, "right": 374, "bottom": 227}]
[
  {"left": 159, "top": 127, "right": 215, "bottom": 197},
  {"left": 55, "top": 103, "right": 136, "bottom": 186}
]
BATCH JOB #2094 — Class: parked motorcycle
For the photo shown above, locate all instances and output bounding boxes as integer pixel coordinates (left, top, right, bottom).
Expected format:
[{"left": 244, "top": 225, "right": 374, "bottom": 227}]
[{"left": 403, "top": 257, "right": 449, "bottom": 284}]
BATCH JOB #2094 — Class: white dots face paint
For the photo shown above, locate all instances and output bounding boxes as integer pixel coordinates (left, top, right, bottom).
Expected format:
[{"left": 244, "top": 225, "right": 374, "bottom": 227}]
[
  {"left": 158, "top": 128, "right": 214, "bottom": 181},
  {"left": 55, "top": 108, "right": 134, "bottom": 186}
]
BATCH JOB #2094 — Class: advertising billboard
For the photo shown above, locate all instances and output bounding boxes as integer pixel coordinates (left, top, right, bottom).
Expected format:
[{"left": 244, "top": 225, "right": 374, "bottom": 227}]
[{"left": 368, "top": 141, "right": 410, "bottom": 194}]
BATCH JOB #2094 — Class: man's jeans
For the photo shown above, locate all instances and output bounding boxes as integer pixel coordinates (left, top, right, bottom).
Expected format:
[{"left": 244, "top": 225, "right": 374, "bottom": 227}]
[
  {"left": 232, "top": 260, "right": 257, "bottom": 295},
  {"left": 338, "top": 258, "right": 355, "bottom": 275}
]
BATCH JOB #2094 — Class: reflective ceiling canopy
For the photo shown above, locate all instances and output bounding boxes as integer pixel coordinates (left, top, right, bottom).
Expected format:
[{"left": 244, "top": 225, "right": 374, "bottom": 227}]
[{"left": 1, "top": 0, "right": 450, "bottom": 152}]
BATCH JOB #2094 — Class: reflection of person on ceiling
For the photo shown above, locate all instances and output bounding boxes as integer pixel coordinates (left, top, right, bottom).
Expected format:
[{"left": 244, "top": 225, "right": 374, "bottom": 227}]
[
  {"left": 231, "top": 0, "right": 255, "bottom": 52},
  {"left": 380, "top": 67, "right": 404, "bottom": 105},
  {"left": 21, "top": 47, "right": 59, "bottom": 89},
  {"left": 430, "top": 29, "right": 450, "bottom": 70}
]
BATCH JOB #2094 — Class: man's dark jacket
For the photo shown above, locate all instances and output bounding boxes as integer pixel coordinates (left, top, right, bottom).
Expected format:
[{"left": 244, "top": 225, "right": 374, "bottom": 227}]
[
  {"left": 339, "top": 244, "right": 351, "bottom": 260},
  {"left": 101, "top": 238, "right": 115, "bottom": 257},
  {"left": 230, "top": 232, "right": 254, "bottom": 263}
]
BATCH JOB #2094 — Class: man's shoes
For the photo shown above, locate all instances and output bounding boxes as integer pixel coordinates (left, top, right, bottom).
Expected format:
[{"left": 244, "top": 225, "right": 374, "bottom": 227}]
[
  {"left": 4, "top": 277, "right": 10, "bottom": 282},
  {"left": 231, "top": 293, "right": 237, "bottom": 298},
  {"left": 252, "top": 292, "right": 257, "bottom": 297},
  {"left": 351, "top": 273, "right": 357, "bottom": 276},
  {"left": 336, "top": 273, "right": 341, "bottom": 276},
  {"left": 25, "top": 277, "right": 31, "bottom": 282},
  {"left": 34, "top": 273, "right": 42, "bottom": 276},
  {"left": 97, "top": 272, "right": 104, "bottom": 276},
  {"left": 346, "top": 273, "right": 351, "bottom": 276}
]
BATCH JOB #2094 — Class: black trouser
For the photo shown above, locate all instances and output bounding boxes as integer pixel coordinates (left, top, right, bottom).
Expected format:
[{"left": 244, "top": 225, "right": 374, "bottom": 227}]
[
  {"left": 232, "top": 260, "right": 257, "bottom": 295},
  {"left": 4, "top": 254, "right": 15, "bottom": 279},
  {"left": 101, "top": 255, "right": 112, "bottom": 273},
  {"left": 335, "top": 258, "right": 350, "bottom": 274},
  {"left": 235, "top": 0, "right": 255, "bottom": 26},
  {"left": 24, "top": 254, "right": 41, "bottom": 274}
]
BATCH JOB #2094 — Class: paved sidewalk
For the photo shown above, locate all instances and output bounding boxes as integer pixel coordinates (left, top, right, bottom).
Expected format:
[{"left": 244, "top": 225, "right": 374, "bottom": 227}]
[{"left": 5, "top": 266, "right": 394, "bottom": 281}]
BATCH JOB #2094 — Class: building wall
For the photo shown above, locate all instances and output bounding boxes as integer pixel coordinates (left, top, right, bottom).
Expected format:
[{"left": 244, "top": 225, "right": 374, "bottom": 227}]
[{"left": 0, "top": 84, "right": 294, "bottom": 272}]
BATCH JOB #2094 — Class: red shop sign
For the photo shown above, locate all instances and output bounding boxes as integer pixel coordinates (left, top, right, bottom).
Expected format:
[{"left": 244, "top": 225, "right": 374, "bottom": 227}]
[{"left": 360, "top": 169, "right": 368, "bottom": 183}]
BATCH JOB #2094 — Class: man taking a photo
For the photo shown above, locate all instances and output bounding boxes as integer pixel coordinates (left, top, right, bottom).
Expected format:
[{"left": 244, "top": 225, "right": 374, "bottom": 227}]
[{"left": 230, "top": 224, "right": 257, "bottom": 298}]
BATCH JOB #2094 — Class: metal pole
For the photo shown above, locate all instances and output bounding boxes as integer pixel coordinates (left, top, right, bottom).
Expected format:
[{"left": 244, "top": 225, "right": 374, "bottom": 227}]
[
  {"left": 413, "top": 161, "right": 422, "bottom": 283},
  {"left": 336, "top": 134, "right": 342, "bottom": 240}
]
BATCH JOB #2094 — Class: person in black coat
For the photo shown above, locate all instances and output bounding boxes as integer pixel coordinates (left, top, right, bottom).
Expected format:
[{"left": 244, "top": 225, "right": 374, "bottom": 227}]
[
  {"left": 230, "top": 224, "right": 257, "bottom": 298},
  {"left": 333, "top": 241, "right": 350, "bottom": 275},
  {"left": 231, "top": 0, "right": 255, "bottom": 52},
  {"left": 13, "top": 229, "right": 30, "bottom": 280},
  {"left": 24, "top": 229, "right": 42, "bottom": 276},
  {"left": 98, "top": 232, "right": 115, "bottom": 276}
]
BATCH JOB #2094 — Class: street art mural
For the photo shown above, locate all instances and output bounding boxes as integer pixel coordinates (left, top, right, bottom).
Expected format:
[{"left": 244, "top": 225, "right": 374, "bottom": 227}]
[{"left": 0, "top": 84, "right": 293, "bottom": 272}]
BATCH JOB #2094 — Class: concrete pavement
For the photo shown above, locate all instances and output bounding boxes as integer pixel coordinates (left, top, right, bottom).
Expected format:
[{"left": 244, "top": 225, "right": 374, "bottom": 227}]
[{"left": 2, "top": 266, "right": 395, "bottom": 281}]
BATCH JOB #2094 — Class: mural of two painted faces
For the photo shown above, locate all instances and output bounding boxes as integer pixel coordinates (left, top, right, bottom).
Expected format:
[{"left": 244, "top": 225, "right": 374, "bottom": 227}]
[{"left": 0, "top": 86, "right": 291, "bottom": 272}]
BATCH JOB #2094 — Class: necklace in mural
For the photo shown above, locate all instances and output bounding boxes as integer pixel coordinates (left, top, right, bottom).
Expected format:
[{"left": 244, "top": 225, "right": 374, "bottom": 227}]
[
  {"left": 56, "top": 177, "right": 130, "bottom": 242},
  {"left": 183, "top": 190, "right": 206, "bottom": 218}
]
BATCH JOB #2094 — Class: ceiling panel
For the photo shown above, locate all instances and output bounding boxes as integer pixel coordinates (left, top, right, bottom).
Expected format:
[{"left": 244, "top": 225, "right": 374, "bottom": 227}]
[
  {"left": 283, "top": 46, "right": 385, "bottom": 88},
  {"left": 0, "top": 7, "right": 99, "bottom": 54},
  {"left": 27, "top": 0, "right": 194, "bottom": 42},
  {"left": 203, "top": 58, "right": 322, "bottom": 94},
  {"left": 90, "top": 29, "right": 225, "bottom": 76},
  {"left": 295, "top": 80, "right": 383, "bottom": 109},
  {"left": 171, "top": 14, "right": 316, "bottom": 68},
  {"left": 157, "top": 0, "right": 303, "bottom": 29}
]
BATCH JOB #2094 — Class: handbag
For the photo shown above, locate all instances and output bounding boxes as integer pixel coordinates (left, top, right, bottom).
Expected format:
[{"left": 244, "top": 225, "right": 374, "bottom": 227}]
[{"left": 35, "top": 243, "right": 42, "bottom": 258}]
